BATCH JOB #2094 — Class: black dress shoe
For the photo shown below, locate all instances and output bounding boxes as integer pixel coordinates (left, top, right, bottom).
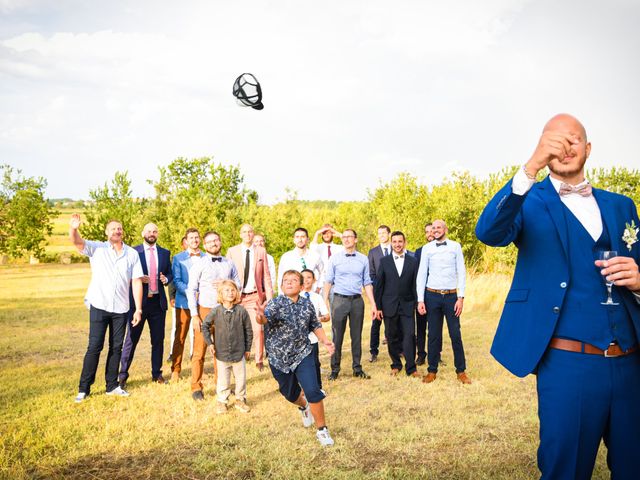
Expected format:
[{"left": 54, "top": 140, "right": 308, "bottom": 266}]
[
  {"left": 192, "top": 390, "right": 205, "bottom": 401},
  {"left": 328, "top": 372, "right": 339, "bottom": 381},
  {"left": 368, "top": 353, "right": 378, "bottom": 363},
  {"left": 353, "top": 370, "right": 371, "bottom": 379},
  {"left": 416, "top": 357, "right": 426, "bottom": 366}
]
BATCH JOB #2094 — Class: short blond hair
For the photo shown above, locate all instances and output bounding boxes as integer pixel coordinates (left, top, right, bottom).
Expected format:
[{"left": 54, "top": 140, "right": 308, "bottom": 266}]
[{"left": 217, "top": 280, "right": 242, "bottom": 305}]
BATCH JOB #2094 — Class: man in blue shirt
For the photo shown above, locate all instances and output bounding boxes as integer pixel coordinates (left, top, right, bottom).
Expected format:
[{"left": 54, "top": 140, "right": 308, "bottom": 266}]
[
  {"left": 323, "top": 229, "right": 379, "bottom": 380},
  {"left": 256, "top": 270, "right": 336, "bottom": 446},
  {"left": 416, "top": 219, "right": 471, "bottom": 385}
]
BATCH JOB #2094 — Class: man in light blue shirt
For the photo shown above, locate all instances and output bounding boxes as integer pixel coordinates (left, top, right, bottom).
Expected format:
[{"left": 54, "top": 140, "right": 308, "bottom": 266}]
[
  {"left": 69, "top": 214, "right": 144, "bottom": 402},
  {"left": 416, "top": 219, "right": 471, "bottom": 384},
  {"left": 323, "top": 229, "right": 379, "bottom": 380}
]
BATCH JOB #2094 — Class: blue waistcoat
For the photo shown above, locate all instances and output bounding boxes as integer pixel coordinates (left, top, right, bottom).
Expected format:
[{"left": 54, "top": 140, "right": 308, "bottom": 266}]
[{"left": 553, "top": 204, "right": 637, "bottom": 351}]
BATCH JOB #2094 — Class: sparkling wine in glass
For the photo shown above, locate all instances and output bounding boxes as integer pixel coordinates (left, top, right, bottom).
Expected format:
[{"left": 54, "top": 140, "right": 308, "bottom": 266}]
[{"left": 599, "top": 250, "right": 619, "bottom": 306}]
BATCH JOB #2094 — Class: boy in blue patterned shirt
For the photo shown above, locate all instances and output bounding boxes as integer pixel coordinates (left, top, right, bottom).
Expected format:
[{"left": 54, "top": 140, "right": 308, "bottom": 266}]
[{"left": 256, "top": 270, "right": 336, "bottom": 446}]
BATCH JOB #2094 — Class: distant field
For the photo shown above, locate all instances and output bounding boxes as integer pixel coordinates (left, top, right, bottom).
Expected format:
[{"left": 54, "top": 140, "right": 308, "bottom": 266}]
[
  {"left": 45, "top": 208, "right": 81, "bottom": 256},
  {"left": 0, "top": 266, "right": 611, "bottom": 479}
]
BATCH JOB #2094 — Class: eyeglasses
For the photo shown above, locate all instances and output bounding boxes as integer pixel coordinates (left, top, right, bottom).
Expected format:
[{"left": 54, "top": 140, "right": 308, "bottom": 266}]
[{"left": 342, "top": 235, "right": 355, "bottom": 239}]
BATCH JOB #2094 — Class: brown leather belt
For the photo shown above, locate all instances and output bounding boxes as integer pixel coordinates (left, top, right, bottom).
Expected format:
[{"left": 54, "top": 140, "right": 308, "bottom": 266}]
[
  {"left": 549, "top": 338, "right": 639, "bottom": 358},
  {"left": 426, "top": 288, "right": 457, "bottom": 295},
  {"left": 241, "top": 291, "right": 257, "bottom": 297}
]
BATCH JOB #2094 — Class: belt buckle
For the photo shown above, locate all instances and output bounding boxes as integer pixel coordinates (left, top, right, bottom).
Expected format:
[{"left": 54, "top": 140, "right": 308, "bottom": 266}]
[
  {"left": 604, "top": 342, "right": 620, "bottom": 358},
  {"left": 439, "top": 290, "right": 447, "bottom": 295}
]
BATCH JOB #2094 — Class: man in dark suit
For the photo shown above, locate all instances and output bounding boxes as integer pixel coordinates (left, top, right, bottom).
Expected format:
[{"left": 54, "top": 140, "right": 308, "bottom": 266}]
[
  {"left": 476, "top": 113, "right": 640, "bottom": 478},
  {"left": 413, "top": 223, "right": 434, "bottom": 365},
  {"left": 119, "top": 223, "right": 172, "bottom": 388},
  {"left": 374, "top": 231, "right": 420, "bottom": 376},
  {"left": 368, "top": 225, "right": 391, "bottom": 362}
]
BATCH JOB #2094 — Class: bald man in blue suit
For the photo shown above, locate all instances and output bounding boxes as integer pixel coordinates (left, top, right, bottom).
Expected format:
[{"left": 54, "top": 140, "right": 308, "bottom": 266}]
[{"left": 476, "top": 114, "right": 640, "bottom": 479}]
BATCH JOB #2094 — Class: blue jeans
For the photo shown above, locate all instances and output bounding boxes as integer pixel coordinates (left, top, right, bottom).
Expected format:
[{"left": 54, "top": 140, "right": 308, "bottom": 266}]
[{"left": 425, "top": 291, "right": 466, "bottom": 373}]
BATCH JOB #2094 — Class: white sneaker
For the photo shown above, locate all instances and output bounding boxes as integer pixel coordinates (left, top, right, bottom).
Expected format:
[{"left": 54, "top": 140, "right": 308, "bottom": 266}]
[
  {"left": 106, "top": 386, "right": 130, "bottom": 397},
  {"left": 300, "top": 403, "right": 314, "bottom": 428},
  {"left": 316, "top": 427, "right": 334, "bottom": 446},
  {"left": 74, "top": 392, "right": 87, "bottom": 403}
]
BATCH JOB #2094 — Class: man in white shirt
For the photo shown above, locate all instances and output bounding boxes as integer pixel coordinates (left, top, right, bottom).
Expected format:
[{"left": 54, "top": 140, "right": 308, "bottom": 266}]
[
  {"left": 416, "top": 219, "right": 471, "bottom": 385},
  {"left": 368, "top": 225, "right": 392, "bottom": 362},
  {"left": 69, "top": 214, "right": 143, "bottom": 402},
  {"left": 278, "top": 228, "right": 324, "bottom": 292},
  {"left": 301, "top": 269, "right": 330, "bottom": 389},
  {"left": 311, "top": 224, "right": 344, "bottom": 279}
]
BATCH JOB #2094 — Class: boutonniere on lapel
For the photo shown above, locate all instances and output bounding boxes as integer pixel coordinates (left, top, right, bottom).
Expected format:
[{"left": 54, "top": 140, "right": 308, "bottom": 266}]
[{"left": 622, "top": 220, "right": 638, "bottom": 251}]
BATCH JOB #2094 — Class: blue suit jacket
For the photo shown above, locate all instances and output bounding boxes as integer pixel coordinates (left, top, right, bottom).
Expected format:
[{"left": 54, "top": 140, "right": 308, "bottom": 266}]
[
  {"left": 172, "top": 250, "right": 205, "bottom": 309},
  {"left": 475, "top": 176, "right": 640, "bottom": 377},
  {"left": 129, "top": 244, "right": 172, "bottom": 311}
]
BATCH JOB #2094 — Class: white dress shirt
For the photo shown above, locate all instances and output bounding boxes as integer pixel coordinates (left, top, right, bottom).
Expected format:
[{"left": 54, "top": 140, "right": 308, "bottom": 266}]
[
  {"left": 393, "top": 252, "right": 405, "bottom": 276},
  {"left": 302, "top": 290, "right": 329, "bottom": 344},
  {"left": 277, "top": 249, "right": 324, "bottom": 290},
  {"left": 241, "top": 246, "right": 257, "bottom": 294},
  {"left": 311, "top": 241, "right": 344, "bottom": 284}
]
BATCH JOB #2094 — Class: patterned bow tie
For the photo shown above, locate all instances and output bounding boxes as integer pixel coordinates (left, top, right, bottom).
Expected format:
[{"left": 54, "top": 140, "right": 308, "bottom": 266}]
[
  {"left": 345, "top": 253, "right": 356, "bottom": 257},
  {"left": 189, "top": 252, "right": 200, "bottom": 257},
  {"left": 436, "top": 242, "right": 447, "bottom": 247},
  {"left": 211, "top": 257, "right": 222, "bottom": 262},
  {"left": 559, "top": 182, "right": 592, "bottom": 197}
]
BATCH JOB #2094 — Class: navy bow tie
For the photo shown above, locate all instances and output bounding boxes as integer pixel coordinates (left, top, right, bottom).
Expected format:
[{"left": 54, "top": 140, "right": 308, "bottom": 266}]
[
  {"left": 436, "top": 242, "right": 447, "bottom": 247},
  {"left": 211, "top": 257, "right": 222, "bottom": 262},
  {"left": 346, "top": 253, "right": 356, "bottom": 257}
]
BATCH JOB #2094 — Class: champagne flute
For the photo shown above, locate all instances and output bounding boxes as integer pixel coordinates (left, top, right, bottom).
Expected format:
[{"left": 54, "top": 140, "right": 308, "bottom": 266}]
[{"left": 598, "top": 250, "right": 619, "bottom": 306}]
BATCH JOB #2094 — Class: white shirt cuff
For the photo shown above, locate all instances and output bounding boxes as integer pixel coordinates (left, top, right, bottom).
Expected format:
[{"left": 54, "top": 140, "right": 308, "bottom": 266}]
[
  {"left": 512, "top": 167, "right": 536, "bottom": 196},
  {"left": 633, "top": 290, "right": 640, "bottom": 304}
]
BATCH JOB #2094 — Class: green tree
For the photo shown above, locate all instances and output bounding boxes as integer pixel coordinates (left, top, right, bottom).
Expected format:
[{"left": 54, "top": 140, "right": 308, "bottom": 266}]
[
  {"left": 149, "top": 157, "right": 258, "bottom": 252},
  {"left": 82, "top": 171, "right": 146, "bottom": 244},
  {"left": 0, "top": 164, "right": 57, "bottom": 260}
]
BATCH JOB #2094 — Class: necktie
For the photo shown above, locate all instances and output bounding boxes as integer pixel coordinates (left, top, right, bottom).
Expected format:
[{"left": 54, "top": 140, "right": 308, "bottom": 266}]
[
  {"left": 436, "top": 242, "right": 447, "bottom": 247},
  {"left": 559, "top": 182, "right": 593, "bottom": 197},
  {"left": 211, "top": 257, "right": 222, "bottom": 262},
  {"left": 301, "top": 257, "right": 307, "bottom": 269},
  {"left": 383, "top": 247, "right": 388, "bottom": 256},
  {"left": 243, "top": 248, "right": 250, "bottom": 289},
  {"left": 327, "top": 245, "right": 332, "bottom": 258},
  {"left": 346, "top": 253, "right": 356, "bottom": 257},
  {"left": 149, "top": 246, "right": 158, "bottom": 292}
]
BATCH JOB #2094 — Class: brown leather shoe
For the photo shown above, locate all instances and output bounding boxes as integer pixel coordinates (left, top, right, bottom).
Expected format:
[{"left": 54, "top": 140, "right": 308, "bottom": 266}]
[
  {"left": 408, "top": 371, "right": 421, "bottom": 378},
  {"left": 153, "top": 375, "right": 166, "bottom": 384},
  {"left": 390, "top": 368, "right": 400, "bottom": 376},
  {"left": 422, "top": 372, "right": 437, "bottom": 383},
  {"left": 457, "top": 372, "right": 472, "bottom": 384}
]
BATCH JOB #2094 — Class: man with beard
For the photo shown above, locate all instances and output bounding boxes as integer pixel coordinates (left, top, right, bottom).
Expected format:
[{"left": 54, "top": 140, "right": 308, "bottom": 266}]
[
  {"left": 476, "top": 113, "right": 640, "bottom": 478},
  {"left": 416, "top": 219, "right": 471, "bottom": 384},
  {"left": 70, "top": 215, "right": 143, "bottom": 402},
  {"left": 311, "top": 224, "right": 344, "bottom": 284},
  {"left": 188, "top": 231, "right": 241, "bottom": 400},
  {"left": 170, "top": 228, "right": 205, "bottom": 382},
  {"left": 119, "top": 223, "right": 172, "bottom": 389}
]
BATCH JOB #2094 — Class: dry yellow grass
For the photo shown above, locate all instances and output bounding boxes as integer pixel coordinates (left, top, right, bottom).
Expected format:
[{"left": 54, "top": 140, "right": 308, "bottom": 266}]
[{"left": 0, "top": 265, "right": 610, "bottom": 479}]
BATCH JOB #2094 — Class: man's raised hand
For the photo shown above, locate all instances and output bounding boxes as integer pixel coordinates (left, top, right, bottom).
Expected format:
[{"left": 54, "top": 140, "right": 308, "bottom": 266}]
[
  {"left": 70, "top": 213, "right": 81, "bottom": 230},
  {"left": 526, "top": 130, "right": 579, "bottom": 177}
]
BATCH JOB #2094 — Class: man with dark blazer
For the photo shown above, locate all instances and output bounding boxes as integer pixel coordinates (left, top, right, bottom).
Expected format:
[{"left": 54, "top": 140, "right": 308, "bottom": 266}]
[
  {"left": 413, "top": 223, "right": 434, "bottom": 365},
  {"left": 119, "top": 223, "right": 172, "bottom": 388},
  {"left": 476, "top": 113, "right": 640, "bottom": 478},
  {"left": 368, "top": 225, "right": 391, "bottom": 362},
  {"left": 374, "top": 231, "right": 420, "bottom": 376}
]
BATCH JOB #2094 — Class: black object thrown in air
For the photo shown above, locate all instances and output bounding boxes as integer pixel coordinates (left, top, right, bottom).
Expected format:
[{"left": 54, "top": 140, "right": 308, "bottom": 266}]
[{"left": 232, "top": 73, "right": 264, "bottom": 110}]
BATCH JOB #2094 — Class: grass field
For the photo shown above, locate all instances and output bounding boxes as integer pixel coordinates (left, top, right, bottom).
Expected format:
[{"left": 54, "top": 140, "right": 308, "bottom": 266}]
[{"left": 0, "top": 265, "right": 610, "bottom": 479}]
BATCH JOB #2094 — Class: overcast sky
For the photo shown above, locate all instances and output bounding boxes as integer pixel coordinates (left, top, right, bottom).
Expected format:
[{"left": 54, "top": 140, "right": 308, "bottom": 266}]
[{"left": 1, "top": 0, "right": 639, "bottom": 203}]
